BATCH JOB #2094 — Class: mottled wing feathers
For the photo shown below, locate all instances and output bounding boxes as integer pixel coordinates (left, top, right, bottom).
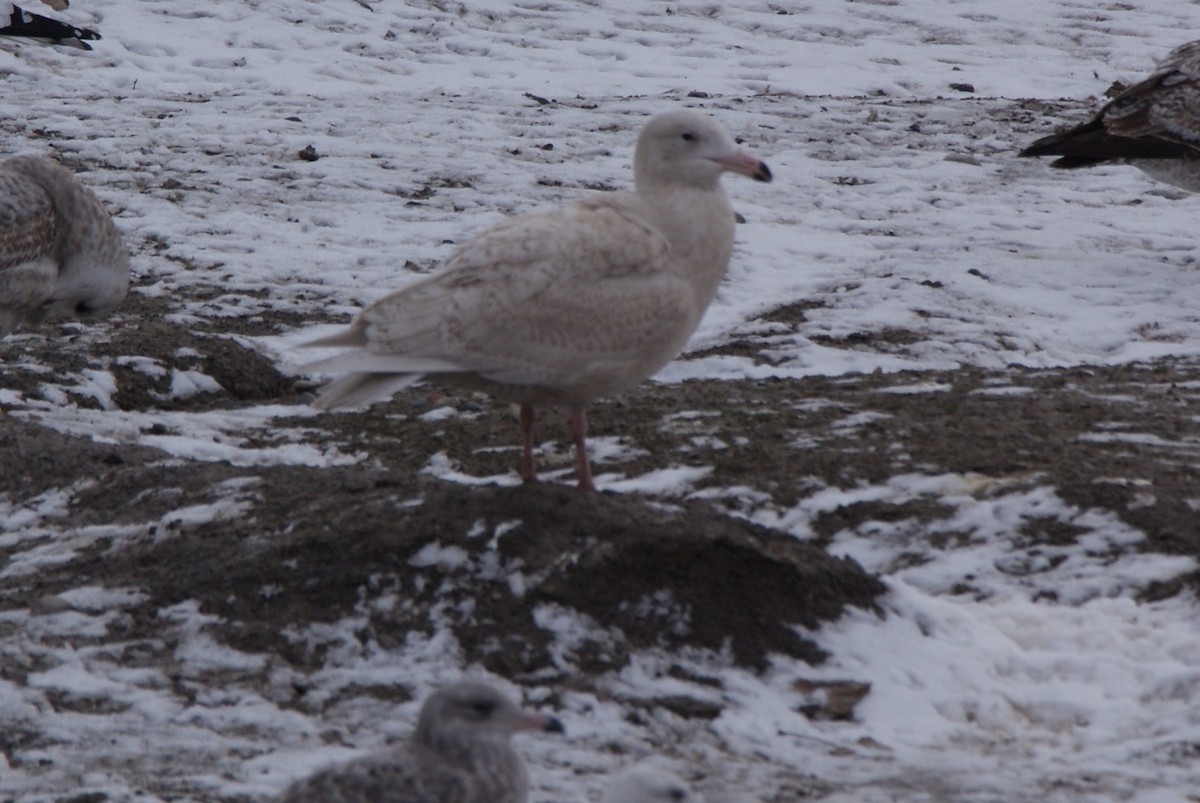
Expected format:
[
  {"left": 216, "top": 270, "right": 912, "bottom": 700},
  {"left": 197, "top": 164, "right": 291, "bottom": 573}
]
[
  {"left": 0, "top": 170, "right": 56, "bottom": 271},
  {"left": 1021, "top": 39, "right": 1200, "bottom": 166},
  {"left": 347, "top": 197, "right": 684, "bottom": 385},
  {"left": 0, "top": 156, "right": 129, "bottom": 336},
  {"left": 1103, "top": 42, "right": 1200, "bottom": 147},
  {"left": 279, "top": 747, "right": 474, "bottom": 803},
  {"left": 0, "top": 168, "right": 59, "bottom": 334}
]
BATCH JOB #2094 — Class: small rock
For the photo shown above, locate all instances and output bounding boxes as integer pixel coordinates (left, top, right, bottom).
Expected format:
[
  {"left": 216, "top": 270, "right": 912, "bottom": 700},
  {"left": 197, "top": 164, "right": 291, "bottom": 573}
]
[
  {"left": 56, "top": 793, "right": 108, "bottom": 803},
  {"left": 949, "top": 82, "right": 975, "bottom": 93},
  {"left": 793, "top": 677, "right": 872, "bottom": 720},
  {"left": 298, "top": 144, "right": 319, "bottom": 162},
  {"left": 653, "top": 695, "right": 724, "bottom": 720},
  {"left": 30, "top": 595, "right": 72, "bottom": 615}
]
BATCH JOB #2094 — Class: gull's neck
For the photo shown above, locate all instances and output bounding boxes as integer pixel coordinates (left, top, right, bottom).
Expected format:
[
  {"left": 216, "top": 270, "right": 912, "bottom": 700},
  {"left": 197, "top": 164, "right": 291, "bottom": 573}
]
[
  {"left": 642, "top": 183, "right": 736, "bottom": 314},
  {"left": 427, "top": 731, "right": 528, "bottom": 803}
]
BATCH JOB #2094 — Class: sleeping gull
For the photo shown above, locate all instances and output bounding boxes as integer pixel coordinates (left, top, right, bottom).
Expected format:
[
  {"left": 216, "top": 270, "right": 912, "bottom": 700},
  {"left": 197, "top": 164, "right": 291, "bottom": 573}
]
[
  {"left": 0, "top": 3, "right": 101, "bottom": 49},
  {"left": 1020, "top": 40, "right": 1200, "bottom": 192},
  {"left": 0, "top": 155, "right": 129, "bottom": 336},
  {"left": 304, "top": 110, "right": 772, "bottom": 490},
  {"left": 604, "top": 766, "right": 703, "bottom": 803},
  {"left": 604, "top": 766, "right": 767, "bottom": 803},
  {"left": 277, "top": 681, "right": 564, "bottom": 803}
]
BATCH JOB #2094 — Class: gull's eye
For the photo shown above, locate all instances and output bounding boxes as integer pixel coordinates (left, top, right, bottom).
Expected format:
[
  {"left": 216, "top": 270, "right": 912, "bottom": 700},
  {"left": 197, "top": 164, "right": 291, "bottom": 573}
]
[
  {"left": 680, "top": 132, "right": 696, "bottom": 142},
  {"left": 668, "top": 788, "right": 687, "bottom": 802},
  {"left": 471, "top": 699, "right": 497, "bottom": 716}
]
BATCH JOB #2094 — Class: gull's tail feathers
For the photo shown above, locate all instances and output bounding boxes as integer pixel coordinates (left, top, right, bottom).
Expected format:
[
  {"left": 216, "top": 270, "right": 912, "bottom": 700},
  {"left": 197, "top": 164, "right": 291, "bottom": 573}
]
[{"left": 311, "top": 372, "right": 425, "bottom": 411}]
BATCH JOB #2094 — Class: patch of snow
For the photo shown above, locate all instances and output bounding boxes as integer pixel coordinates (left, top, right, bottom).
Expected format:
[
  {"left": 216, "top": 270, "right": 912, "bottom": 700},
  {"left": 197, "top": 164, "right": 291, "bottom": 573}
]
[
  {"left": 165, "top": 369, "right": 223, "bottom": 400},
  {"left": 2, "top": 0, "right": 1200, "bottom": 799},
  {"left": 408, "top": 541, "right": 471, "bottom": 570},
  {"left": 599, "top": 466, "right": 715, "bottom": 495}
]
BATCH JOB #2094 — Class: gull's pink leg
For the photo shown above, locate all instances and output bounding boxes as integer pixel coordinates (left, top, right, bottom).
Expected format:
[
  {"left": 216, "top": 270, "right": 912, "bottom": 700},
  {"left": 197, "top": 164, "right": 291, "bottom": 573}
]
[
  {"left": 569, "top": 405, "right": 596, "bottom": 492},
  {"left": 519, "top": 405, "right": 538, "bottom": 484}
]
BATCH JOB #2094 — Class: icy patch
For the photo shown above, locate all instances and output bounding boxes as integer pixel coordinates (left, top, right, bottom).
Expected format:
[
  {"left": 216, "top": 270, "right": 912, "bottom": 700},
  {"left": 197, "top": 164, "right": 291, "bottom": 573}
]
[
  {"left": 13, "top": 405, "right": 362, "bottom": 468},
  {"left": 115, "top": 355, "right": 169, "bottom": 377},
  {"left": 165, "top": 369, "right": 224, "bottom": 400},
  {"left": 155, "top": 496, "right": 257, "bottom": 542},
  {"left": 408, "top": 541, "right": 471, "bottom": 570},
  {"left": 421, "top": 451, "right": 523, "bottom": 486},
  {"left": 56, "top": 586, "right": 149, "bottom": 612},
  {"left": 533, "top": 602, "right": 626, "bottom": 673},
  {"left": 818, "top": 475, "right": 1197, "bottom": 603},
  {"left": 598, "top": 465, "right": 715, "bottom": 495},
  {"left": 0, "top": 484, "right": 78, "bottom": 536},
  {"left": 419, "top": 405, "right": 463, "bottom": 421},
  {"left": 804, "top": 585, "right": 1200, "bottom": 801},
  {"left": 874, "top": 382, "right": 952, "bottom": 394}
]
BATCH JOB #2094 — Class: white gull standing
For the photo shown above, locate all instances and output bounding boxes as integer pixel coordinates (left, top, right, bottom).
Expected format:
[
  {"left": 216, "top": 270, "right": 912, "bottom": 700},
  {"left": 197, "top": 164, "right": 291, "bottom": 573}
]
[
  {"left": 277, "top": 681, "right": 564, "bottom": 803},
  {"left": 1020, "top": 40, "right": 1200, "bottom": 192},
  {"left": 304, "top": 110, "right": 772, "bottom": 490},
  {"left": 0, "top": 155, "right": 129, "bottom": 336}
]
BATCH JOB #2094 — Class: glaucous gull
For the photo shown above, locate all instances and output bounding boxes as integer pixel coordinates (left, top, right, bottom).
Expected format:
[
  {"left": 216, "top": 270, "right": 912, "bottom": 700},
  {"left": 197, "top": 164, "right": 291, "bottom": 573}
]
[
  {"left": 0, "top": 3, "right": 101, "bottom": 49},
  {"left": 278, "top": 681, "right": 564, "bottom": 803},
  {"left": 1020, "top": 40, "right": 1200, "bottom": 192},
  {"left": 304, "top": 110, "right": 772, "bottom": 490},
  {"left": 0, "top": 155, "right": 129, "bottom": 336}
]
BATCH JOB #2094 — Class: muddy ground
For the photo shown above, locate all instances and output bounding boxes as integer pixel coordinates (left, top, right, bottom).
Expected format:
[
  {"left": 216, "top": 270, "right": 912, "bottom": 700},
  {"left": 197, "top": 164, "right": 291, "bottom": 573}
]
[{"left": 3, "top": 285, "right": 1198, "bottom": 696}]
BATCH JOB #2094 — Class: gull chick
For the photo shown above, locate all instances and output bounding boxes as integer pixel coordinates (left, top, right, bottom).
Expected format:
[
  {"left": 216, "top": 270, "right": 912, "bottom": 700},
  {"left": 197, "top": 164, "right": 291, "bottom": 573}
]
[
  {"left": 278, "top": 681, "right": 564, "bottom": 803},
  {"left": 304, "top": 110, "right": 772, "bottom": 490},
  {"left": 1020, "top": 40, "right": 1200, "bottom": 192},
  {"left": 0, "top": 155, "right": 129, "bottom": 336}
]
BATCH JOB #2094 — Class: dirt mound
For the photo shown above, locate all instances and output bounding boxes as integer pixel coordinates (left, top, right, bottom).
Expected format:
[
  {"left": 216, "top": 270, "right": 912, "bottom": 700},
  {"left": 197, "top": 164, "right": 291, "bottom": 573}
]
[{"left": 39, "top": 471, "right": 882, "bottom": 676}]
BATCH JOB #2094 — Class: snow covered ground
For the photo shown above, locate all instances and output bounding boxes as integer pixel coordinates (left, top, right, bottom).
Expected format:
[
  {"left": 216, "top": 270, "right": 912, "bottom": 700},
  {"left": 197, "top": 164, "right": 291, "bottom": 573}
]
[{"left": 3, "top": 1, "right": 1200, "bottom": 801}]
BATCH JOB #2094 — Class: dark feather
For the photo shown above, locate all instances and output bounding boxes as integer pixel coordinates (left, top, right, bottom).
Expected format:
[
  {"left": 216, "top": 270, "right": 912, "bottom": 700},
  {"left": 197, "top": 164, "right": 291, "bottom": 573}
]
[{"left": 1, "top": 3, "right": 100, "bottom": 49}]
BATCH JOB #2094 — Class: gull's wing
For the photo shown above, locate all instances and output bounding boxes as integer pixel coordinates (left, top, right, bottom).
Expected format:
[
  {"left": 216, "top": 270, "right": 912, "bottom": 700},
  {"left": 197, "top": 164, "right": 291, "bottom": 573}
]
[{"left": 311, "top": 194, "right": 697, "bottom": 401}]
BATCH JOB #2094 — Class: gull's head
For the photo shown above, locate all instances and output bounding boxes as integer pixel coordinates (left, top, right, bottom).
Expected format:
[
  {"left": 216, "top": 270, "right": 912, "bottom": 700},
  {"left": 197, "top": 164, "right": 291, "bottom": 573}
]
[
  {"left": 603, "top": 766, "right": 703, "bottom": 803},
  {"left": 634, "top": 110, "right": 772, "bottom": 192},
  {"left": 43, "top": 255, "right": 131, "bottom": 322},
  {"left": 416, "top": 682, "right": 565, "bottom": 746}
]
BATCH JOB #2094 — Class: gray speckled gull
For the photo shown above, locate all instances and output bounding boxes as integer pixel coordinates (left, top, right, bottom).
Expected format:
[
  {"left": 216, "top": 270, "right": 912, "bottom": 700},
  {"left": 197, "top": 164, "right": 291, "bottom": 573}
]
[
  {"left": 1020, "top": 40, "right": 1200, "bottom": 191},
  {"left": 277, "top": 682, "right": 564, "bottom": 803},
  {"left": 0, "top": 155, "right": 129, "bottom": 336},
  {"left": 304, "top": 110, "right": 772, "bottom": 490}
]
